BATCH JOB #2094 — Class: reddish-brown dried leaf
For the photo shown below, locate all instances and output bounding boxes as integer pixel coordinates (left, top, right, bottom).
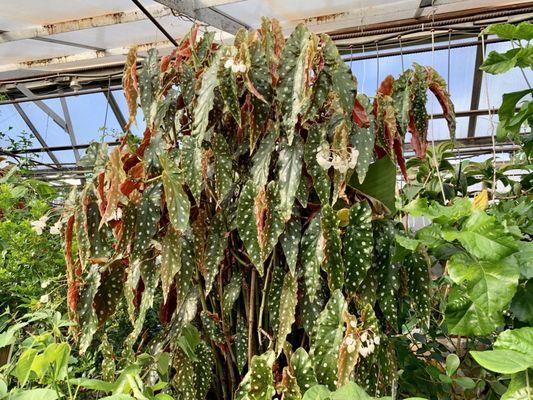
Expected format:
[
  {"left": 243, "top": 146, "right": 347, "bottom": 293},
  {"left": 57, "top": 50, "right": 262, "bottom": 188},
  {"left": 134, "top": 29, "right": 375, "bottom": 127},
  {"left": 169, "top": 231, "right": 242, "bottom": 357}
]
[{"left": 352, "top": 97, "right": 370, "bottom": 128}]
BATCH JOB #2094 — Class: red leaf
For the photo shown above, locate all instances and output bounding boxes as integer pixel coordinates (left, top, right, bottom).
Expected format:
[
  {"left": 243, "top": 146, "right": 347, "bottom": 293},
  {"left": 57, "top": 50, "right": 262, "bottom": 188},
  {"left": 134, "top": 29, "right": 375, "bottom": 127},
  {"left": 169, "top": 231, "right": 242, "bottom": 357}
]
[
  {"left": 393, "top": 137, "right": 408, "bottom": 181},
  {"left": 352, "top": 97, "right": 370, "bottom": 128},
  {"left": 65, "top": 215, "right": 78, "bottom": 321},
  {"left": 408, "top": 112, "right": 427, "bottom": 159}
]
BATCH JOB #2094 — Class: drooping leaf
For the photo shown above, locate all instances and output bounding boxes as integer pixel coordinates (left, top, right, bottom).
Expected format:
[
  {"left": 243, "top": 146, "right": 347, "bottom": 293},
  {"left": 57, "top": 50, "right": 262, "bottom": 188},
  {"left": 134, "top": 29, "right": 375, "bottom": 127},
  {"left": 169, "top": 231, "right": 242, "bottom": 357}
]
[
  {"left": 310, "top": 289, "right": 346, "bottom": 390},
  {"left": 250, "top": 128, "right": 278, "bottom": 187},
  {"left": 343, "top": 201, "right": 373, "bottom": 296},
  {"left": 405, "top": 251, "right": 431, "bottom": 327},
  {"left": 235, "top": 314, "right": 248, "bottom": 372},
  {"left": 300, "top": 212, "right": 324, "bottom": 305},
  {"left": 181, "top": 136, "right": 203, "bottom": 205},
  {"left": 291, "top": 348, "right": 318, "bottom": 396},
  {"left": 192, "top": 50, "right": 222, "bottom": 143},
  {"left": 223, "top": 271, "right": 242, "bottom": 321},
  {"left": 194, "top": 341, "right": 214, "bottom": 398},
  {"left": 281, "top": 217, "right": 302, "bottom": 275},
  {"left": 161, "top": 227, "right": 182, "bottom": 302},
  {"left": 212, "top": 134, "right": 235, "bottom": 203},
  {"left": 304, "top": 124, "right": 330, "bottom": 205},
  {"left": 161, "top": 155, "right": 190, "bottom": 232},
  {"left": 351, "top": 95, "right": 375, "bottom": 183},
  {"left": 277, "top": 137, "right": 304, "bottom": 221},
  {"left": 94, "top": 260, "right": 126, "bottom": 327},
  {"left": 268, "top": 264, "right": 285, "bottom": 332},
  {"left": 337, "top": 312, "right": 361, "bottom": 388},
  {"left": 234, "top": 351, "right": 276, "bottom": 400},
  {"left": 131, "top": 183, "right": 162, "bottom": 261},
  {"left": 321, "top": 205, "right": 344, "bottom": 292},
  {"left": 204, "top": 212, "right": 228, "bottom": 295},
  {"left": 276, "top": 272, "right": 298, "bottom": 355},
  {"left": 277, "top": 24, "right": 312, "bottom": 145}
]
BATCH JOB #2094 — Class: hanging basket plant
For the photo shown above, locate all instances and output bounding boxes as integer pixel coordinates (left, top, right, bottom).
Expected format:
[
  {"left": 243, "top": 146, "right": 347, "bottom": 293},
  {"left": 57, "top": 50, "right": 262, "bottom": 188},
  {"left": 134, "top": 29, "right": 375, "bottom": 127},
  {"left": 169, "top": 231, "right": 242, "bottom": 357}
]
[{"left": 63, "top": 19, "right": 455, "bottom": 399}]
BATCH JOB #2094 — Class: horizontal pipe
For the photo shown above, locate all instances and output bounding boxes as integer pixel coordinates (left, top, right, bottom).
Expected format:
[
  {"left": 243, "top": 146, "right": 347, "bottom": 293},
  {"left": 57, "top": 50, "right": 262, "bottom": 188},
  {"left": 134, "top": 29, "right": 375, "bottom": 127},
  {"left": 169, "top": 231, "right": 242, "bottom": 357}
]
[{"left": 0, "top": 86, "right": 122, "bottom": 105}]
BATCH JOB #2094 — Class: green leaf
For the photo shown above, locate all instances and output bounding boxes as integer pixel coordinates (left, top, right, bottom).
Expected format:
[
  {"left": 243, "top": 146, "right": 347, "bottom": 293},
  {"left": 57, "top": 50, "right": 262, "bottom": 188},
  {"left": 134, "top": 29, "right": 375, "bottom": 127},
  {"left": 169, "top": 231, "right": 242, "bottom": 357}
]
[
  {"left": 403, "top": 197, "right": 472, "bottom": 224},
  {"left": 281, "top": 218, "right": 302, "bottom": 275},
  {"left": 454, "top": 377, "right": 476, "bottom": 390},
  {"left": 304, "top": 124, "right": 330, "bottom": 205},
  {"left": 93, "top": 260, "right": 126, "bottom": 326},
  {"left": 237, "top": 181, "right": 284, "bottom": 274},
  {"left": 331, "top": 382, "right": 372, "bottom": 400},
  {"left": 192, "top": 50, "right": 222, "bottom": 142},
  {"left": 501, "top": 370, "right": 533, "bottom": 400},
  {"left": 445, "top": 354, "right": 460, "bottom": 376},
  {"left": 310, "top": 289, "right": 346, "bottom": 390},
  {"left": 321, "top": 205, "right": 344, "bottom": 291},
  {"left": 71, "top": 378, "right": 116, "bottom": 392},
  {"left": 480, "top": 48, "right": 520, "bottom": 75},
  {"left": 291, "top": 348, "right": 318, "bottom": 395},
  {"left": 349, "top": 156, "right": 396, "bottom": 213},
  {"left": 194, "top": 341, "right": 214, "bottom": 398},
  {"left": 277, "top": 24, "right": 312, "bottom": 145},
  {"left": 45, "top": 342, "right": 70, "bottom": 380},
  {"left": 446, "top": 253, "right": 520, "bottom": 335},
  {"left": 405, "top": 251, "right": 431, "bottom": 327},
  {"left": 510, "top": 279, "right": 533, "bottom": 324},
  {"left": 78, "top": 264, "right": 101, "bottom": 354},
  {"left": 201, "top": 311, "right": 225, "bottom": 344},
  {"left": 161, "top": 155, "right": 190, "bottom": 233},
  {"left": 212, "top": 134, "right": 234, "bottom": 203},
  {"left": 250, "top": 129, "right": 277, "bottom": 188},
  {"left": 442, "top": 211, "right": 519, "bottom": 261},
  {"left": 9, "top": 389, "right": 59, "bottom": 400},
  {"left": 351, "top": 95, "right": 375, "bottom": 183},
  {"left": 138, "top": 48, "right": 159, "bottom": 126},
  {"left": 276, "top": 272, "right": 298, "bottom": 355},
  {"left": 223, "top": 272, "right": 242, "bottom": 321},
  {"left": 182, "top": 136, "right": 203, "bottom": 205},
  {"left": 498, "top": 89, "right": 533, "bottom": 122},
  {"left": 204, "top": 212, "right": 228, "bottom": 295},
  {"left": 471, "top": 349, "right": 532, "bottom": 374},
  {"left": 301, "top": 213, "right": 323, "bottom": 301},
  {"left": 277, "top": 137, "right": 304, "bottom": 221},
  {"left": 302, "top": 385, "right": 330, "bottom": 400},
  {"left": 235, "top": 314, "right": 248, "bottom": 372},
  {"left": 343, "top": 201, "right": 373, "bottom": 295},
  {"left": 172, "top": 348, "right": 197, "bottom": 399},
  {"left": 131, "top": 183, "right": 162, "bottom": 261},
  {"left": 234, "top": 351, "right": 276, "bottom": 400},
  {"left": 161, "top": 228, "right": 182, "bottom": 302},
  {"left": 219, "top": 47, "right": 241, "bottom": 125},
  {"left": 15, "top": 348, "right": 37, "bottom": 386}
]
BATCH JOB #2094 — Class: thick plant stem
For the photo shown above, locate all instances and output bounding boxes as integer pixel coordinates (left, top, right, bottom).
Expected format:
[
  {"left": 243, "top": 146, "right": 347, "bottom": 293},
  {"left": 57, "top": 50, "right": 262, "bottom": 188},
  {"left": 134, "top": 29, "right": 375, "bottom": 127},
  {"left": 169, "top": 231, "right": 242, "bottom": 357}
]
[{"left": 247, "top": 268, "right": 256, "bottom": 365}]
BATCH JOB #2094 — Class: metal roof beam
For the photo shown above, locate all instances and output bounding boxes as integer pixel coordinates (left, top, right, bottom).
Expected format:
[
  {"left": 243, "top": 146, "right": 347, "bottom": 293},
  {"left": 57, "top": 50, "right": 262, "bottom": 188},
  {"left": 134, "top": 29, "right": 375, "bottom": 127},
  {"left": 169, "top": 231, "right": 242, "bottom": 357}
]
[
  {"left": 11, "top": 103, "right": 61, "bottom": 166},
  {"left": 155, "top": 0, "right": 249, "bottom": 35},
  {"left": 0, "top": 5, "right": 172, "bottom": 44},
  {"left": 106, "top": 91, "right": 128, "bottom": 130},
  {"left": 59, "top": 91, "right": 80, "bottom": 162},
  {"left": 16, "top": 84, "right": 68, "bottom": 131},
  {"left": 467, "top": 37, "right": 485, "bottom": 138}
]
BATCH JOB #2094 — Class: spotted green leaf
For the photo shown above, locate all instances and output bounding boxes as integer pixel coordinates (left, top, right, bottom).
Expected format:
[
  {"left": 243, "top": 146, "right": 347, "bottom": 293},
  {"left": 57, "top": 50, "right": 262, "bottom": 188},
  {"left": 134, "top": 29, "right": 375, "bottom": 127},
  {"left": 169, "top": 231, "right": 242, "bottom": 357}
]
[
  {"left": 304, "top": 124, "right": 330, "bottom": 204},
  {"left": 204, "top": 212, "right": 228, "bottom": 295},
  {"left": 161, "top": 155, "right": 190, "bottom": 232},
  {"left": 301, "top": 213, "right": 322, "bottom": 301},
  {"left": 78, "top": 264, "right": 101, "bottom": 354},
  {"left": 234, "top": 350, "right": 276, "bottom": 400},
  {"left": 321, "top": 205, "right": 344, "bottom": 292},
  {"left": 250, "top": 129, "right": 277, "bottom": 188},
  {"left": 351, "top": 95, "right": 375, "bottom": 183},
  {"left": 277, "top": 24, "right": 312, "bottom": 145},
  {"left": 172, "top": 348, "right": 196, "bottom": 399},
  {"left": 212, "top": 134, "right": 234, "bottom": 203},
  {"left": 99, "top": 334, "right": 115, "bottom": 382},
  {"left": 192, "top": 50, "right": 222, "bottom": 143},
  {"left": 405, "top": 251, "right": 431, "bottom": 327},
  {"left": 277, "top": 137, "right": 304, "bottom": 221},
  {"left": 343, "top": 201, "right": 373, "bottom": 296},
  {"left": 223, "top": 272, "right": 242, "bottom": 321},
  {"left": 268, "top": 264, "right": 285, "bottom": 332},
  {"left": 182, "top": 136, "right": 203, "bottom": 205},
  {"left": 218, "top": 48, "right": 241, "bottom": 125},
  {"left": 131, "top": 183, "right": 162, "bottom": 261},
  {"left": 236, "top": 181, "right": 284, "bottom": 275},
  {"left": 94, "top": 260, "right": 126, "bottom": 326},
  {"left": 201, "top": 311, "right": 225, "bottom": 344},
  {"left": 235, "top": 314, "right": 248, "bottom": 373},
  {"left": 138, "top": 48, "right": 159, "bottom": 126},
  {"left": 276, "top": 272, "right": 298, "bottom": 356},
  {"left": 310, "top": 289, "right": 346, "bottom": 390},
  {"left": 161, "top": 228, "right": 181, "bottom": 302},
  {"left": 194, "top": 341, "right": 214, "bottom": 399},
  {"left": 300, "top": 278, "right": 326, "bottom": 335},
  {"left": 281, "top": 218, "right": 302, "bottom": 275},
  {"left": 337, "top": 312, "right": 361, "bottom": 388},
  {"left": 291, "top": 348, "right": 318, "bottom": 395}
]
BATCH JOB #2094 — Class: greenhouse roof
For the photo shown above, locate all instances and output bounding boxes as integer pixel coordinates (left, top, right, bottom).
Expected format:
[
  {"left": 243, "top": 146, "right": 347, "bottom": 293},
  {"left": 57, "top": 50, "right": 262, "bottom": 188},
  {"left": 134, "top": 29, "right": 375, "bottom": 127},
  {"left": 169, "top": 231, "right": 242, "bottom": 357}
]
[{"left": 0, "top": 0, "right": 532, "bottom": 183}]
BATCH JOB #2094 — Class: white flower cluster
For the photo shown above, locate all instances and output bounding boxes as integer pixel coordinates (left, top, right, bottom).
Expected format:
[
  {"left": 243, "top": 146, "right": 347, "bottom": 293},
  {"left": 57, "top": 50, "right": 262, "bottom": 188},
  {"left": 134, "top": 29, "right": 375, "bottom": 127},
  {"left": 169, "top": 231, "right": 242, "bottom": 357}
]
[
  {"left": 30, "top": 216, "right": 62, "bottom": 235},
  {"left": 358, "top": 330, "right": 380, "bottom": 358},
  {"left": 315, "top": 142, "right": 359, "bottom": 174},
  {"left": 224, "top": 57, "right": 247, "bottom": 73}
]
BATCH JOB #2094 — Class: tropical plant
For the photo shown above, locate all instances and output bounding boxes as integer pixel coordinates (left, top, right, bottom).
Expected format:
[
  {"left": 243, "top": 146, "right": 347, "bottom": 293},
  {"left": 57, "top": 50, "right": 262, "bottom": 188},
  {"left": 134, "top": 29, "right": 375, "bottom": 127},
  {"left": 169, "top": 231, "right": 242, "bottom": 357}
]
[{"left": 54, "top": 19, "right": 458, "bottom": 400}]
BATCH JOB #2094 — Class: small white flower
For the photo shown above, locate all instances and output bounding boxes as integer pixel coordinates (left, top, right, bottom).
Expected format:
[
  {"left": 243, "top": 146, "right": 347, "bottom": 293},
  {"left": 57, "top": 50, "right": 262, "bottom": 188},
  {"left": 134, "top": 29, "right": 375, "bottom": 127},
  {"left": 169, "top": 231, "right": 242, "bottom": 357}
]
[
  {"left": 236, "top": 63, "right": 247, "bottom": 73},
  {"left": 155, "top": 255, "right": 162, "bottom": 265},
  {"left": 224, "top": 58, "right": 234, "bottom": 69},
  {"left": 49, "top": 220, "right": 62, "bottom": 235},
  {"left": 368, "top": 342, "right": 375, "bottom": 354},
  {"left": 345, "top": 335, "right": 355, "bottom": 346},
  {"left": 30, "top": 216, "right": 48, "bottom": 235},
  {"left": 348, "top": 148, "right": 359, "bottom": 169},
  {"left": 231, "top": 63, "right": 240, "bottom": 73},
  {"left": 39, "top": 294, "right": 49, "bottom": 304},
  {"left": 374, "top": 335, "right": 380, "bottom": 345},
  {"left": 316, "top": 143, "right": 332, "bottom": 170},
  {"left": 41, "top": 280, "right": 49, "bottom": 289},
  {"left": 359, "top": 346, "right": 369, "bottom": 358},
  {"left": 347, "top": 343, "right": 356, "bottom": 354},
  {"left": 332, "top": 154, "right": 349, "bottom": 173},
  {"left": 360, "top": 331, "right": 368, "bottom": 343},
  {"left": 350, "top": 320, "right": 357, "bottom": 328}
]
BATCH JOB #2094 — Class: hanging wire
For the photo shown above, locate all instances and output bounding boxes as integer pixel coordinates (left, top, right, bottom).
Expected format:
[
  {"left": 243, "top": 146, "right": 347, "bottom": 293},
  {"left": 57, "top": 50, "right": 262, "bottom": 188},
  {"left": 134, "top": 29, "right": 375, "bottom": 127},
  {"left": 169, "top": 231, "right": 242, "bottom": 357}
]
[
  {"left": 103, "top": 75, "right": 111, "bottom": 136},
  {"left": 428, "top": 1, "right": 447, "bottom": 203},
  {"left": 448, "top": 28, "right": 463, "bottom": 189},
  {"left": 375, "top": 41, "right": 380, "bottom": 89},
  {"left": 481, "top": 32, "right": 498, "bottom": 200},
  {"left": 399, "top": 35, "right": 405, "bottom": 73},
  {"left": 361, "top": 44, "right": 366, "bottom": 94}
]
